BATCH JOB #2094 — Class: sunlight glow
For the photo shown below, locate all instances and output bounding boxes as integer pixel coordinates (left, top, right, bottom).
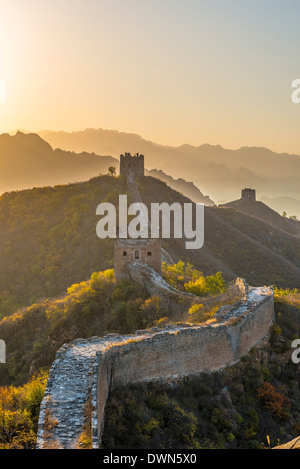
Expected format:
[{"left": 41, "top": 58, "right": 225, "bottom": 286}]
[
  {"left": 0, "top": 80, "right": 6, "bottom": 104},
  {"left": 0, "top": 1, "right": 300, "bottom": 153}
]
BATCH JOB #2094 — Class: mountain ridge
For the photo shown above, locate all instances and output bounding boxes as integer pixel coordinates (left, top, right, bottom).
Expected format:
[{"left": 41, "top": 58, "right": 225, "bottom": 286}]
[
  {"left": 0, "top": 132, "right": 217, "bottom": 209},
  {"left": 0, "top": 131, "right": 118, "bottom": 194},
  {"left": 35, "top": 128, "right": 300, "bottom": 204}
]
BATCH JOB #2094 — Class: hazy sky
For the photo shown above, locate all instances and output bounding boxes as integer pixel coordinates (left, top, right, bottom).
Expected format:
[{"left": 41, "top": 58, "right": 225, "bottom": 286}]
[{"left": 1, "top": 0, "right": 300, "bottom": 153}]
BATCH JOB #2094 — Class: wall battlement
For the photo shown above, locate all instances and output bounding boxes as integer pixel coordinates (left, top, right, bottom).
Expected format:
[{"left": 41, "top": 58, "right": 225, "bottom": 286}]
[
  {"left": 120, "top": 152, "right": 144, "bottom": 177},
  {"left": 36, "top": 282, "right": 274, "bottom": 449},
  {"left": 115, "top": 152, "right": 163, "bottom": 280},
  {"left": 241, "top": 188, "right": 256, "bottom": 201}
]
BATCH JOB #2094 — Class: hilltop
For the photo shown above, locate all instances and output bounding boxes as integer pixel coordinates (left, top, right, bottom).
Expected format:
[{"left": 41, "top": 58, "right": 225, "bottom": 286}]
[
  {"left": 1, "top": 173, "right": 300, "bottom": 319},
  {"left": 220, "top": 197, "right": 300, "bottom": 236},
  {"left": 138, "top": 177, "right": 300, "bottom": 288}
]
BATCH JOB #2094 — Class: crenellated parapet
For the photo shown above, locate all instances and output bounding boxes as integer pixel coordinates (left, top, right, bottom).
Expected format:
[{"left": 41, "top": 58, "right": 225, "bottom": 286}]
[{"left": 120, "top": 152, "right": 144, "bottom": 178}]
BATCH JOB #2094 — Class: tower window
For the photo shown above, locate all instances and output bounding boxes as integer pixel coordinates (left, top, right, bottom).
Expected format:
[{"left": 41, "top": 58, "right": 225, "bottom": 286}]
[
  {"left": 134, "top": 250, "right": 140, "bottom": 260},
  {"left": 147, "top": 251, "right": 152, "bottom": 256},
  {"left": 123, "top": 251, "right": 127, "bottom": 256}
]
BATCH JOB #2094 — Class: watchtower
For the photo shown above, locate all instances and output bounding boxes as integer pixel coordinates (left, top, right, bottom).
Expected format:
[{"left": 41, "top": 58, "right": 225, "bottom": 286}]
[
  {"left": 120, "top": 153, "right": 144, "bottom": 177},
  {"left": 241, "top": 188, "right": 256, "bottom": 201},
  {"left": 114, "top": 152, "right": 162, "bottom": 280},
  {"left": 114, "top": 238, "right": 162, "bottom": 280}
]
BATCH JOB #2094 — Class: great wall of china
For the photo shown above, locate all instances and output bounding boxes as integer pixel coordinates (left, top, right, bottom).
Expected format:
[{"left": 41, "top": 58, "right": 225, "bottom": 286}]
[
  {"left": 36, "top": 281, "right": 274, "bottom": 449},
  {"left": 36, "top": 154, "right": 275, "bottom": 449}
]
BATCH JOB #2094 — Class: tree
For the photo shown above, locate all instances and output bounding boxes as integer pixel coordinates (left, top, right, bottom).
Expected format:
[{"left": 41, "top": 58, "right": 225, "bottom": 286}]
[
  {"left": 257, "top": 382, "right": 291, "bottom": 420},
  {"left": 108, "top": 167, "right": 116, "bottom": 177},
  {"left": 184, "top": 272, "right": 226, "bottom": 297}
]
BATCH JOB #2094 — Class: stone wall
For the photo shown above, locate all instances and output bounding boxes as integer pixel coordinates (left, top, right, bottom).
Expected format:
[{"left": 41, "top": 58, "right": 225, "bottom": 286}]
[
  {"left": 114, "top": 239, "right": 162, "bottom": 280},
  {"left": 115, "top": 153, "right": 163, "bottom": 280},
  {"left": 36, "top": 283, "right": 274, "bottom": 449}
]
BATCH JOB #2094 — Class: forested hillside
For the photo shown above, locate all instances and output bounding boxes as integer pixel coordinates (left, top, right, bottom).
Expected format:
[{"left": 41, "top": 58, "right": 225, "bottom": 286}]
[
  {"left": 1, "top": 263, "right": 299, "bottom": 449},
  {"left": 0, "top": 263, "right": 227, "bottom": 448},
  {"left": 0, "top": 175, "right": 128, "bottom": 313},
  {"left": 1, "top": 173, "right": 300, "bottom": 319}
]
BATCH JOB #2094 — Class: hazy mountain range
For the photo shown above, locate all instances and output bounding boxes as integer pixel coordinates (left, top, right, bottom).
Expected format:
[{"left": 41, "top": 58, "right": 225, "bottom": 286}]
[
  {"left": 3, "top": 128, "right": 300, "bottom": 218},
  {"left": 0, "top": 131, "right": 118, "bottom": 194},
  {"left": 146, "top": 169, "right": 215, "bottom": 206},
  {"left": 36, "top": 128, "right": 300, "bottom": 206},
  {"left": 260, "top": 196, "right": 300, "bottom": 219},
  {"left": 0, "top": 132, "right": 214, "bottom": 207}
]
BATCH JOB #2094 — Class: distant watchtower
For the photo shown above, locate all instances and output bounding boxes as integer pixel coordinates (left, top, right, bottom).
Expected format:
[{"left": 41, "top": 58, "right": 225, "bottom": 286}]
[
  {"left": 114, "top": 153, "right": 162, "bottom": 280},
  {"left": 241, "top": 188, "right": 256, "bottom": 201},
  {"left": 120, "top": 153, "right": 144, "bottom": 178}
]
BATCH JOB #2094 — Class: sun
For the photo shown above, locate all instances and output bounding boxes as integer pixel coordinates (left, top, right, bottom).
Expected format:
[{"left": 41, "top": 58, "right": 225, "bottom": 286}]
[{"left": 0, "top": 80, "right": 6, "bottom": 104}]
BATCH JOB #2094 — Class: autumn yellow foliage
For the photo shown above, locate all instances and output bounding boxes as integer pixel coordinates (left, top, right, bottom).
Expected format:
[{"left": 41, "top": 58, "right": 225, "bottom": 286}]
[{"left": 0, "top": 370, "right": 48, "bottom": 449}]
